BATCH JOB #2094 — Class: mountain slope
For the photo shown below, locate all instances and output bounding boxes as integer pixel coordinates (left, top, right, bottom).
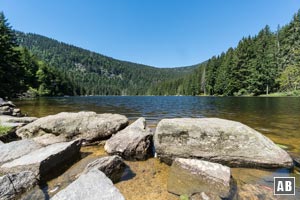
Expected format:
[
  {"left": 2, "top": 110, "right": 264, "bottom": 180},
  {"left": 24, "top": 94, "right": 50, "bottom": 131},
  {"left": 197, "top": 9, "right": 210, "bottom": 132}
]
[
  {"left": 151, "top": 10, "right": 300, "bottom": 96},
  {"left": 15, "top": 32, "right": 197, "bottom": 95}
]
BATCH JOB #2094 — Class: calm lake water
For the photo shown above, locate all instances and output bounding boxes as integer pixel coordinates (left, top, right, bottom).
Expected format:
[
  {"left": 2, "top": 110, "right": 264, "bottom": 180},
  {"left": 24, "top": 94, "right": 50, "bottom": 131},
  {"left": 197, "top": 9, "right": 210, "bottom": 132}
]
[
  {"left": 15, "top": 96, "right": 300, "bottom": 199},
  {"left": 15, "top": 96, "right": 300, "bottom": 151}
]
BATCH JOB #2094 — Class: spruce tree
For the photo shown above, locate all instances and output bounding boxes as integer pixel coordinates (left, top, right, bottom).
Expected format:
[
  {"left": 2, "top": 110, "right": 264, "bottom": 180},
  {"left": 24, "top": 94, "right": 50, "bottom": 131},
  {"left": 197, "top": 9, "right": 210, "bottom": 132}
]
[{"left": 0, "top": 12, "right": 25, "bottom": 97}]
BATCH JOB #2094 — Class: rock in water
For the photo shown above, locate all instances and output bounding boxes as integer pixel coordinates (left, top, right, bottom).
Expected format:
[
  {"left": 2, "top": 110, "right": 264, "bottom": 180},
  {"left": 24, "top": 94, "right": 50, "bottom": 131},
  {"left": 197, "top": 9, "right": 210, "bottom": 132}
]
[
  {"left": 51, "top": 169, "right": 125, "bottom": 200},
  {"left": 0, "top": 99, "right": 23, "bottom": 117},
  {"left": 289, "top": 152, "right": 300, "bottom": 168},
  {"left": 0, "top": 115, "right": 37, "bottom": 125},
  {"left": 237, "top": 184, "right": 277, "bottom": 200},
  {"left": 0, "top": 171, "right": 37, "bottom": 200},
  {"left": 0, "top": 140, "right": 82, "bottom": 181},
  {"left": 104, "top": 117, "right": 153, "bottom": 160},
  {"left": 16, "top": 112, "right": 128, "bottom": 143},
  {"left": 190, "top": 192, "right": 222, "bottom": 200},
  {"left": 168, "top": 158, "right": 232, "bottom": 199},
  {"left": 0, "top": 99, "right": 15, "bottom": 108},
  {"left": 82, "top": 155, "right": 126, "bottom": 183},
  {"left": 154, "top": 118, "right": 293, "bottom": 168},
  {"left": 0, "top": 139, "right": 42, "bottom": 165}
]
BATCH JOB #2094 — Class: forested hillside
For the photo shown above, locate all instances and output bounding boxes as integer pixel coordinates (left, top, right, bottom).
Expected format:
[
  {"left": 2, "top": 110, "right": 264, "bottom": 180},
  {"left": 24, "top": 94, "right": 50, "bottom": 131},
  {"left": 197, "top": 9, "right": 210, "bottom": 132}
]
[
  {"left": 0, "top": 12, "right": 64, "bottom": 98},
  {"left": 15, "top": 32, "right": 196, "bottom": 96},
  {"left": 151, "top": 10, "right": 300, "bottom": 96},
  {"left": 1, "top": 10, "right": 300, "bottom": 98}
]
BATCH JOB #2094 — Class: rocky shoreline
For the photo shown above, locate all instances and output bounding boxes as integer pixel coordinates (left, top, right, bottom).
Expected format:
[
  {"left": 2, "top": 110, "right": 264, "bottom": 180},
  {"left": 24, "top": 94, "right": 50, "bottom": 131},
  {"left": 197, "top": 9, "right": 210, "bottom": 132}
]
[{"left": 0, "top": 99, "right": 297, "bottom": 200}]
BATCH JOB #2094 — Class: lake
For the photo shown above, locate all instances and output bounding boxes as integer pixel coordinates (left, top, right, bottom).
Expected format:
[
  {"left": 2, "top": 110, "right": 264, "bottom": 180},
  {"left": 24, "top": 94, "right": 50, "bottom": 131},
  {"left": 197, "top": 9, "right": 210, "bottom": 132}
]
[
  {"left": 15, "top": 96, "right": 300, "bottom": 199},
  {"left": 15, "top": 96, "right": 300, "bottom": 152}
]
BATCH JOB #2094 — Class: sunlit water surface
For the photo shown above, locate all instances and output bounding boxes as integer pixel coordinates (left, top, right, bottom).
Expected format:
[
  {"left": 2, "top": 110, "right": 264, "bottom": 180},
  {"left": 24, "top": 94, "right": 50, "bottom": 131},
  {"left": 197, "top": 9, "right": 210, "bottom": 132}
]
[{"left": 15, "top": 96, "right": 300, "bottom": 199}]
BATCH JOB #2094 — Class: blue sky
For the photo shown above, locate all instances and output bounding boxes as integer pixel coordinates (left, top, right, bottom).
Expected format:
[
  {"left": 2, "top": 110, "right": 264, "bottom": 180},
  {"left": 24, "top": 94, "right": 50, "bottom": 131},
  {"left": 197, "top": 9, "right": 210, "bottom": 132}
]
[{"left": 0, "top": 0, "right": 299, "bottom": 68}]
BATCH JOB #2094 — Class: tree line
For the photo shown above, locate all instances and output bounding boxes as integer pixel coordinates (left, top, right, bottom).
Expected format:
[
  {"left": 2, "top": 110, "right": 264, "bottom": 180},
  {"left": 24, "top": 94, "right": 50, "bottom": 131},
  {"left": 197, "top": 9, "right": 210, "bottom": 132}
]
[
  {"left": 15, "top": 31, "right": 195, "bottom": 96},
  {"left": 151, "top": 10, "right": 300, "bottom": 96},
  {"left": 0, "top": 11, "right": 195, "bottom": 98},
  {"left": 0, "top": 12, "right": 70, "bottom": 98},
  {"left": 1, "top": 10, "right": 300, "bottom": 98}
]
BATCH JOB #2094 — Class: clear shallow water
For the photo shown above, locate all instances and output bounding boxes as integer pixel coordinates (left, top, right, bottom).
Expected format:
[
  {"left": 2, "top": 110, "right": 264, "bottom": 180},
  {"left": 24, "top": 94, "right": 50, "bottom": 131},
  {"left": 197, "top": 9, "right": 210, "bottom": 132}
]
[{"left": 15, "top": 96, "right": 300, "bottom": 199}]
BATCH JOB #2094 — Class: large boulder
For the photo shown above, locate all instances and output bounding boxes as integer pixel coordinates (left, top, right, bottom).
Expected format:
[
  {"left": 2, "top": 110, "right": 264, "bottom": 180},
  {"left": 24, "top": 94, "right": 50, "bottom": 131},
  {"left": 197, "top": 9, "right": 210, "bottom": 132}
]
[
  {"left": 0, "top": 140, "right": 82, "bottom": 181},
  {"left": 0, "top": 139, "right": 42, "bottom": 165},
  {"left": 154, "top": 118, "right": 293, "bottom": 168},
  {"left": 51, "top": 169, "right": 125, "bottom": 200},
  {"left": 168, "top": 158, "right": 233, "bottom": 199},
  {"left": 104, "top": 117, "right": 153, "bottom": 160},
  {"left": 82, "top": 155, "right": 126, "bottom": 183},
  {"left": 0, "top": 171, "right": 37, "bottom": 200},
  {"left": 16, "top": 112, "right": 129, "bottom": 143}
]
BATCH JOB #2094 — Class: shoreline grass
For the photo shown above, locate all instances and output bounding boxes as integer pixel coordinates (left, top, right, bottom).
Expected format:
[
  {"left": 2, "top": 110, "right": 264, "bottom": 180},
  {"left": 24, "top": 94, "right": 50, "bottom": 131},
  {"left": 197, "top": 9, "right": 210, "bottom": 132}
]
[
  {"left": 0, "top": 124, "right": 11, "bottom": 136},
  {"left": 260, "top": 90, "right": 300, "bottom": 97}
]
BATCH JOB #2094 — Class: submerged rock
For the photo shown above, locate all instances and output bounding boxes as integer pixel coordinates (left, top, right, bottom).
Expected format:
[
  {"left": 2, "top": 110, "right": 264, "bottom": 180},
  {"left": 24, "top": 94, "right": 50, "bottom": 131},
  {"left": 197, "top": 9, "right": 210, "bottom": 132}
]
[
  {"left": 168, "top": 158, "right": 232, "bottom": 199},
  {"left": 0, "top": 139, "right": 42, "bottom": 165},
  {"left": 0, "top": 140, "right": 82, "bottom": 181},
  {"left": 82, "top": 155, "right": 126, "bottom": 183},
  {"left": 16, "top": 112, "right": 128, "bottom": 143},
  {"left": 105, "top": 117, "right": 153, "bottom": 160},
  {"left": 190, "top": 192, "right": 222, "bottom": 200},
  {"left": 154, "top": 118, "right": 293, "bottom": 168},
  {"left": 51, "top": 169, "right": 125, "bottom": 200},
  {"left": 237, "top": 184, "right": 276, "bottom": 200},
  {"left": 0, "top": 171, "right": 37, "bottom": 200}
]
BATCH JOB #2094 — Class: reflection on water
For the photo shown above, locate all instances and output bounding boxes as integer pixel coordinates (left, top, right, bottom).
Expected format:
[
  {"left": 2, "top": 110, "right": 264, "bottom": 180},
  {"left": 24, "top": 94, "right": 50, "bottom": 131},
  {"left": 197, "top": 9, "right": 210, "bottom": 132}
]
[
  {"left": 14, "top": 96, "right": 300, "bottom": 199},
  {"left": 15, "top": 96, "right": 300, "bottom": 151}
]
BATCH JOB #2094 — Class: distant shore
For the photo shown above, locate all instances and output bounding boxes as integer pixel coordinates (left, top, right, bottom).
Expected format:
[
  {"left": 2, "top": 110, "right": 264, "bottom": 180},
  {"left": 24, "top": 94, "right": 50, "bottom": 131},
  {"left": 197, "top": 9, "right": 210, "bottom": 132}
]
[
  {"left": 259, "top": 90, "right": 300, "bottom": 97},
  {"left": 10, "top": 89, "right": 300, "bottom": 100}
]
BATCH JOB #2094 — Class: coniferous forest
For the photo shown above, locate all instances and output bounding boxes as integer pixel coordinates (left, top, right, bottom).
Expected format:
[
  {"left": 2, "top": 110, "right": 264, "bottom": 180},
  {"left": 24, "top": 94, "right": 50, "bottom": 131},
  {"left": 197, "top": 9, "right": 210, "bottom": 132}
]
[
  {"left": 150, "top": 10, "right": 300, "bottom": 96},
  {"left": 1, "top": 10, "right": 300, "bottom": 98}
]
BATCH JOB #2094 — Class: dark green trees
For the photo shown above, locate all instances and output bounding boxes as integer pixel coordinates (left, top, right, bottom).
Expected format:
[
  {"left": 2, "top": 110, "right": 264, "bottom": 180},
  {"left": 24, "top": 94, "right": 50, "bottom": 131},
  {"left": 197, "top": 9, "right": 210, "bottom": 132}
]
[
  {"left": 153, "top": 10, "right": 300, "bottom": 96},
  {"left": 244, "top": 26, "right": 278, "bottom": 95},
  {"left": 1, "top": 9, "right": 300, "bottom": 97},
  {"left": 0, "top": 12, "right": 75, "bottom": 97},
  {"left": 277, "top": 11, "right": 300, "bottom": 91},
  {"left": 0, "top": 12, "right": 25, "bottom": 97},
  {"left": 16, "top": 32, "right": 196, "bottom": 96}
]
